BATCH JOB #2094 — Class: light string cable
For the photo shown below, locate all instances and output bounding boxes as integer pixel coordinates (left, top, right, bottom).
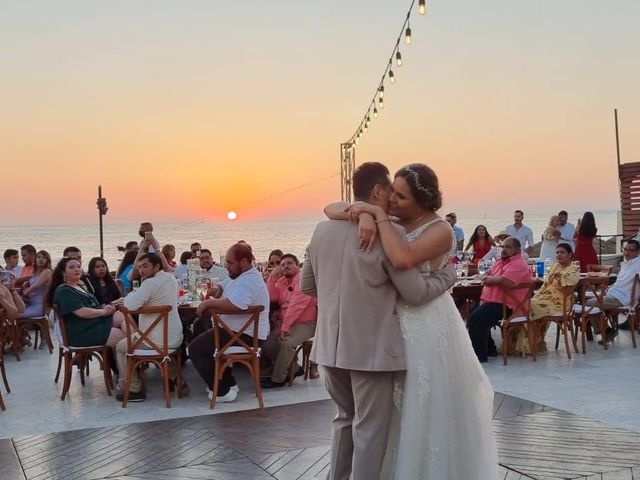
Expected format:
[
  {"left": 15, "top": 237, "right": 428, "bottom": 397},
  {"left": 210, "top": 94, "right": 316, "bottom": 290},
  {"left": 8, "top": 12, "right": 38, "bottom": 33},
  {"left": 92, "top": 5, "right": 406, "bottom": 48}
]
[
  {"left": 346, "top": 0, "right": 426, "bottom": 147},
  {"left": 180, "top": 173, "right": 340, "bottom": 225}
]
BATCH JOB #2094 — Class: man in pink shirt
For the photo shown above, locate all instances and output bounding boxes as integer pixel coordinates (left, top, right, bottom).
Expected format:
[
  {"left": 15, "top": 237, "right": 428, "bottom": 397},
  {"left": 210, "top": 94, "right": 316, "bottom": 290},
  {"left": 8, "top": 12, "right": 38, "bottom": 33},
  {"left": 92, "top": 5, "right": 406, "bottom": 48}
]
[
  {"left": 262, "top": 254, "right": 317, "bottom": 388},
  {"left": 467, "top": 237, "right": 532, "bottom": 362}
]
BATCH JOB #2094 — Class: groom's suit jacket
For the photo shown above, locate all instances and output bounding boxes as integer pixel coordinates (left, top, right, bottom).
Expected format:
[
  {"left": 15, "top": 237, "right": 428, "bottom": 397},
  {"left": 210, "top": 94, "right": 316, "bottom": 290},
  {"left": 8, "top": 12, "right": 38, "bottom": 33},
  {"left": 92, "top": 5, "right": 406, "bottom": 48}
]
[{"left": 301, "top": 219, "right": 456, "bottom": 372}]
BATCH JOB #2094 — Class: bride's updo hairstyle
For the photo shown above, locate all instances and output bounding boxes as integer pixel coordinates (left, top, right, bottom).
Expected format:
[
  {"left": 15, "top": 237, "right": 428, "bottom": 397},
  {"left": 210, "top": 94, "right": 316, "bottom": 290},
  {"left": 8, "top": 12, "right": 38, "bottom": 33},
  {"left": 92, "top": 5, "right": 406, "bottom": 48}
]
[{"left": 395, "top": 164, "right": 443, "bottom": 212}]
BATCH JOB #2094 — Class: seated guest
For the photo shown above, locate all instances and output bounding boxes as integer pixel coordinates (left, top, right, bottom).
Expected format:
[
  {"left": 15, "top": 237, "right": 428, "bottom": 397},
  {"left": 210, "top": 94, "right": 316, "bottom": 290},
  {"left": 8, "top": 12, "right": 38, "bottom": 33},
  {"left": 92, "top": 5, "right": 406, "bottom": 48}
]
[
  {"left": 18, "top": 244, "right": 37, "bottom": 279},
  {"left": 190, "top": 243, "right": 270, "bottom": 403},
  {"left": 161, "top": 244, "right": 177, "bottom": 273},
  {"left": 0, "top": 280, "right": 26, "bottom": 321},
  {"left": 63, "top": 246, "right": 95, "bottom": 293},
  {"left": 467, "top": 237, "right": 533, "bottom": 362},
  {"left": 47, "top": 257, "right": 127, "bottom": 348},
  {"left": 464, "top": 225, "right": 495, "bottom": 265},
  {"left": 174, "top": 251, "right": 192, "bottom": 278},
  {"left": 262, "top": 254, "right": 317, "bottom": 388},
  {"left": 482, "top": 231, "right": 528, "bottom": 262},
  {"left": 115, "top": 253, "right": 185, "bottom": 402},
  {"left": 190, "top": 242, "right": 202, "bottom": 258},
  {"left": 586, "top": 240, "right": 640, "bottom": 339},
  {"left": 87, "top": 257, "right": 123, "bottom": 305},
  {"left": 3, "top": 249, "right": 22, "bottom": 278},
  {"left": 262, "top": 249, "right": 283, "bottom": 280},
  {"left": 510, "top": 243, "right": 580, "bottom": 355},
  {"left": 200, "top": 249, "right": 229, "bottom": 281},
  {"left": 16, "top": 250, "right": 52, "bottom": 319},
  {"left": 116, "top": 250, "right": 138, "bottom": 294}
]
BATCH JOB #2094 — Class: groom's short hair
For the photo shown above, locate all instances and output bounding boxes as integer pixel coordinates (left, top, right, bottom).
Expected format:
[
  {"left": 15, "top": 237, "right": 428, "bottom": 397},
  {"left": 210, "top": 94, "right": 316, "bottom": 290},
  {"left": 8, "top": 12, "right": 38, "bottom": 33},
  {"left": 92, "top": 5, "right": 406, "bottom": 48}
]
[{"left": 352, "top": 162, "right": 391, "bottom": 201}]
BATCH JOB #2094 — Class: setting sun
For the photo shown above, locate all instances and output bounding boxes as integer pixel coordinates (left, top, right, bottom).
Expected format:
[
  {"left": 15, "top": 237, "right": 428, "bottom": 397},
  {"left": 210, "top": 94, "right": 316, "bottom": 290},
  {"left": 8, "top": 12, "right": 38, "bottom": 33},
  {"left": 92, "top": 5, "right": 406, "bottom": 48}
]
[{"left": 226, "top": 211, "right": 238, "bottom": 221}]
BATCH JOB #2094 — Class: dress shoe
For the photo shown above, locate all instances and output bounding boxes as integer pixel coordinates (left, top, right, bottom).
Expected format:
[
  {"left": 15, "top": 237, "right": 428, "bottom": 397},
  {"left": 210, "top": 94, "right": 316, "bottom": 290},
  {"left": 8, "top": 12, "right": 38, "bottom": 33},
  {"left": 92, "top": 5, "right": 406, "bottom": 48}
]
[
  {"left": 116, "top": 391, "right": 146, "bottom": 402},
  {"left": 261, "top": 379, "right": 287, "bottom": 389},
  {"left": 208, "top": 388, "right": 237, "bottom": 402},
  {"left": 618, "top": 320, "right": 630, "bottom": 330}
]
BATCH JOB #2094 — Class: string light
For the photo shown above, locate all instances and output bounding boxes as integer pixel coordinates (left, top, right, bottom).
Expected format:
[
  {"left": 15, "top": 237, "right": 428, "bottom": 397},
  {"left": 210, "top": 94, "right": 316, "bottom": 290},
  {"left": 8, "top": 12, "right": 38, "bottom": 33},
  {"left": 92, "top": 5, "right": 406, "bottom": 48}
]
[{"left": 343, "top": 0, "right": 425, "bottom": 148}]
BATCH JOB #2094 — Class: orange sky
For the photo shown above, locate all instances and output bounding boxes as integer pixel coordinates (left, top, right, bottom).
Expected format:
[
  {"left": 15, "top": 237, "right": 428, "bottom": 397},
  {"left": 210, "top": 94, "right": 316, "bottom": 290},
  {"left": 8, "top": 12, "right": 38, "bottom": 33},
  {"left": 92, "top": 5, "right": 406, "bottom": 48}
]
[{"left": 1, "top": 1, "right": 639, "bottom": 225}]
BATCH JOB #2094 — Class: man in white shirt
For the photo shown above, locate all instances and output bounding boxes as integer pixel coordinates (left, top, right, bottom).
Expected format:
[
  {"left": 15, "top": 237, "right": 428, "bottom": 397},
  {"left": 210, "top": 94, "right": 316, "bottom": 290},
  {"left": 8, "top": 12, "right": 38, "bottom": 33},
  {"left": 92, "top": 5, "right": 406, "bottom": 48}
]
[
  {"left": 190, "top": 243, "right": 270, "bottom": 403},
  {"left": 557, "top": 210, "right": 575, "bottom": 251},
  {"left": 505, "top": 210, "right": 534, "bottom": 253},
  {"left": 200, "top": 248, "right": 229, "bottom": 281},
  {"left": 587, "top": 240, "right": 640, "bottom": 336},
  {"left": 115, "top": 253, "right": 184, "bottom": 402}
]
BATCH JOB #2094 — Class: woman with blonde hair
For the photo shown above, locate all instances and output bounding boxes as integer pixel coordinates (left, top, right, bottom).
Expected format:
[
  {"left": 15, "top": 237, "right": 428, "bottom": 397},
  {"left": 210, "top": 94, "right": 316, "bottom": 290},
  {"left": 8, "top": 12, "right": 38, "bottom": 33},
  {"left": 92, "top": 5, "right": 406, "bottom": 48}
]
[{"left": 539, "top": 215, "right": 561, "bottom": 261}]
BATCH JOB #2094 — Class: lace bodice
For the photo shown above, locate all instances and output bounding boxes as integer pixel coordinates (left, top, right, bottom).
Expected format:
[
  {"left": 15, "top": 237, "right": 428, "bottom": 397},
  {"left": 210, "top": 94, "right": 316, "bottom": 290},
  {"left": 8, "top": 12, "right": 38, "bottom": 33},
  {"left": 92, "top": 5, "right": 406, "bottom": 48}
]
[{"left": 405, "top": 218, "right": 456, "bottom": 275}]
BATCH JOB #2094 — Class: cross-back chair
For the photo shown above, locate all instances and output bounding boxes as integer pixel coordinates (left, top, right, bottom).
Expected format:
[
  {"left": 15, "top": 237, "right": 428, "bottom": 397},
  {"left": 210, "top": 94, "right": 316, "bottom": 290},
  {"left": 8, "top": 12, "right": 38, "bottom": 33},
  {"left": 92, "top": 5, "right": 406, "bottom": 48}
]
[
  {"left": 0, "top": 308, "right": 10, "bottom": 411},
  {"left": 572, "top": 276, "right": 610, "bottom": 353},
  {"left": 54, "top": 309, "right": 113, "bottom": 400},
  {"left": 500, "top": 280, "right": 539, "bottom": 365},
  {"left": 603, "top": 273, "right": 640, "bottom": 349},
  {"left": 534, "top": 284, "right": 579, "bottom": 359},
  {"left": 288, "top": 339, "right": 313, "bottom": 386},
  {"left": 209, "top": 306, "right": 265, "bottom": 409},
  {"left": 119, "top": 305, "right": 183, "bottom": 408}
]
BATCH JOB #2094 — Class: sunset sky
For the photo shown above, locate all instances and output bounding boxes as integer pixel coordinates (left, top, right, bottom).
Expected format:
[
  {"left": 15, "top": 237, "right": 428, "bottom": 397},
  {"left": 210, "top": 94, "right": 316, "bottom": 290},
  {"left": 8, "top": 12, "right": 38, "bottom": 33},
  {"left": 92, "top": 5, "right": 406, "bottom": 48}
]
[{"left": 1, "top": 0, "right": 639, "bottom": 225}]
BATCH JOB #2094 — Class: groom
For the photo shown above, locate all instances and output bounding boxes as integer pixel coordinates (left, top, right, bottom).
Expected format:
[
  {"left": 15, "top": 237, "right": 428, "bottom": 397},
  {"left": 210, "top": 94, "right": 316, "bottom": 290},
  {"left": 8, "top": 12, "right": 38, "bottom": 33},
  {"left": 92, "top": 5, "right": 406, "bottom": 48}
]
[{"left": 301, "top": 162, "right": 456, "bottom": 480}]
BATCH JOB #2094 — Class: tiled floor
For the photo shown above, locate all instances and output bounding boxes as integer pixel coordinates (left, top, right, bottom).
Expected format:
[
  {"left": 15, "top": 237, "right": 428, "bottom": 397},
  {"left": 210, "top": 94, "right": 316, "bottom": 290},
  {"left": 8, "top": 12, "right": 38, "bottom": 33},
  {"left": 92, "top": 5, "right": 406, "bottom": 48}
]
[{"left": 2, "top": 394, "right": 640, "bottom": 480}]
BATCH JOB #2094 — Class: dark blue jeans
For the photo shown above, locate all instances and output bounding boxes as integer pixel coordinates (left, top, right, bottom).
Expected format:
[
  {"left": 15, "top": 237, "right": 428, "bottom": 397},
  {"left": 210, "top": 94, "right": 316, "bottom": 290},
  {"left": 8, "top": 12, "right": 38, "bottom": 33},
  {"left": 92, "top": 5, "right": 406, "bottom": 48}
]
[{"left": 467, "top": 302, "right": 508, "bottom": 362}]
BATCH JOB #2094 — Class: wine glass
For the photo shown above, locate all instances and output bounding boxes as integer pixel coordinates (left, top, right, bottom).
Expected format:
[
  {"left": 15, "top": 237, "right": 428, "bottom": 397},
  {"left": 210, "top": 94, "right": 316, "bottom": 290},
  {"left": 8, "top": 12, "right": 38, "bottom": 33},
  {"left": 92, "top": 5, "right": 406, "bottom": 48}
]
[
  {"left": 131, "top": 280, "right": 139, "bottom": 292},
  {"left": 196, "top": 280, "right": 209, "bottom": 300}
]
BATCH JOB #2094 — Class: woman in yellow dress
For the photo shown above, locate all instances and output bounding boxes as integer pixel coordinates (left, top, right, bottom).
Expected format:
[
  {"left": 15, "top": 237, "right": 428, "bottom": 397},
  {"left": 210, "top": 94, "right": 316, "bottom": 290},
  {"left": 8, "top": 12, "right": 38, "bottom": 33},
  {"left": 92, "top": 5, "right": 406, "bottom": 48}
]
[{"left": 513, "top": 243, "right": 580, "bottom": 355}]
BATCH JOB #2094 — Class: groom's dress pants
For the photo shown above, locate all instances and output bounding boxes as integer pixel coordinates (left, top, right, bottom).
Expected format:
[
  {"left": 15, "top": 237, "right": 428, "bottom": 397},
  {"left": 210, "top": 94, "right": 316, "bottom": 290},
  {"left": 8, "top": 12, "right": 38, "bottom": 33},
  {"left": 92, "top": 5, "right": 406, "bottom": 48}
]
[{"left": 323, "top": 366, "right": 395, "bottom": 480}]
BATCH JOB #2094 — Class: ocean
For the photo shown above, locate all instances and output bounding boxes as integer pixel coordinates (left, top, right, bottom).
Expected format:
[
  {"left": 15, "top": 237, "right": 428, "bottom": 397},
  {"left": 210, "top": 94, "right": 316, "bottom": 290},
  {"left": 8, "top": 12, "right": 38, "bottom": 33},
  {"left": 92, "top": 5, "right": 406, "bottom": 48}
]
[{"left": 0, "top": 210, "right": 621, "bottom": 270}]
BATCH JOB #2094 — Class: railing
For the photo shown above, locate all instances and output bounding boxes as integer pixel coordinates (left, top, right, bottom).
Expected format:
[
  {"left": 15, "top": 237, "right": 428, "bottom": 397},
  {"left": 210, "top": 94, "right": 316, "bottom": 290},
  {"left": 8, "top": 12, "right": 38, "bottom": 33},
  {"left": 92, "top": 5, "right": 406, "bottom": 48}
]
[{"left": 595, "top": 234, "right": 627, "bottom": 264}]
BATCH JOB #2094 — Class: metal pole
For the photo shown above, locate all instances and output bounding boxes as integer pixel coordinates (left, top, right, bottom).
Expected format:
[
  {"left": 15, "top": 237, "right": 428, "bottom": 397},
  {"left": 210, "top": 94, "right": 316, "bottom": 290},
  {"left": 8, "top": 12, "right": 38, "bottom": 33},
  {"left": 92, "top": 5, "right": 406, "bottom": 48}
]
[
  {"left": 98, "top": 185, "right": 104, "bottom": 258},
  {"left": 615, "top": 108, "right": 621, "bottom": 167}
]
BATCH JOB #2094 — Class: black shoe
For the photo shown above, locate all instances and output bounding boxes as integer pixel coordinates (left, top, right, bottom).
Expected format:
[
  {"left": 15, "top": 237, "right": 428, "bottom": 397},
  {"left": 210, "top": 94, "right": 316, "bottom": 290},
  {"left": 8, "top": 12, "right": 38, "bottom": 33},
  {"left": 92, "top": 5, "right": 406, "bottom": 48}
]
[
  {"left": 294, "top": 366, "right": 304, "bottom": 378},
  {"left": 116, "top": 391, "right": 146, "bottom": 402},
  {"left": 260, "top": 379, "right": 287, "bottom": 389},
  {"left": 606, "top": 327, "right": 618, "bottom": 340},
  {"left": 618, "top": 320, "right": 631, "bottom": 330},
  {"left": 487, "top": 349, "right": 498, "bottom": 357}
]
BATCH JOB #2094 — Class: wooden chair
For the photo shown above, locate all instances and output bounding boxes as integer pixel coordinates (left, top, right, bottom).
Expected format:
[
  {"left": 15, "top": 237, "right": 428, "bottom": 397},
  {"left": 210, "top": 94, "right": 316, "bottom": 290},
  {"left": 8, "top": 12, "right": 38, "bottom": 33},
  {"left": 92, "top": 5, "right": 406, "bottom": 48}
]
[
  {"left": 288, "top": 339, "right": 313, "bottom": 386},
  {"left": 587, "top": 264, "right": 613, "bottom": 275},
  {"left": 17, "top": 312, "right": 54, "bottom": 354},
  {"left": 209, "top": 306, "right": 265, "bottom": 409},
  {"left": 603, "top": 274, "right": 639, "bottom": 349},
  {"left": 500, "top": 280, "right": 538, "bottom": 365},
  {"left": 55, "top": 312, "right": 114, "bottom": 400},
  {"left": 572, "top": 276, "right": 610, "bottom": 353},
  {"left": 119, "top": 305, "right": 183, "bottom": 408},
  {"left": 533, "top": 284, "right": 579, "bottom": 359},
  {"left": 2, "top": 311, "right": 22, "bottom": 362},
  {"left": 0, "top": 308, "right": 10, "bottom": 411}
]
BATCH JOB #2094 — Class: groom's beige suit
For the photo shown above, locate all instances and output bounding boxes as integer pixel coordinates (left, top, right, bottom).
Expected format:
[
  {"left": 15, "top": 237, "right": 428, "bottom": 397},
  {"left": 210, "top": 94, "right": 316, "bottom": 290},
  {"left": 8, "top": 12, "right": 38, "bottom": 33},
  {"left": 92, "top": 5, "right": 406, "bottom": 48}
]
[{"left": 301, "top": 220, "right": 456, "bottom": 480}]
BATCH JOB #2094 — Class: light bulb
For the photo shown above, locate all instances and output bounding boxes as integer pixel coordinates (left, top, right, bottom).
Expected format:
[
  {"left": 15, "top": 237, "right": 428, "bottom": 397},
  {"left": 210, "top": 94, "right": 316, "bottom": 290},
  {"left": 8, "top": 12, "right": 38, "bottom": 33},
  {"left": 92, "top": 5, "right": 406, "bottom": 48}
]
[
  {"left": 396, "top": 50, "right": 402, "bottom": 67},
  {"left": 379, "top": 97, "right": 384, "bottom": 109},
  {"left": 405, "top": 27, "right": 412, "bottom": 45},
  {"left": 373, "top": 108, "right": 378, "bottom": 118},
  {"left": 366, "top": 115, "right": 371, "bottom": 125},
  {"left": 363, "top": 124, "right": 368, "bottom": 133},
  {"left": 355, "top": 137, "right": 359, "bottom": 145},
  {"left": 418, "top": 0, "right": 426, "bottom": 15},
  {"left": 378, "top": 85, "right": 384, "bottom": 99},
  {"left": 389, "top": 70, "right": 395, "bottom": 84}
]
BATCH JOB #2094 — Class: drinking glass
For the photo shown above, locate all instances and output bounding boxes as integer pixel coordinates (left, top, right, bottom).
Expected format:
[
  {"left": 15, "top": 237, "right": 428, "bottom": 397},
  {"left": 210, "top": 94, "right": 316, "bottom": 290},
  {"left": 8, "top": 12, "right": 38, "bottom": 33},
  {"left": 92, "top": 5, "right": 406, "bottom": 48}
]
[
  {"left": 196, "top": 280, "right": 209, "bottom": 300},
  {"left": 131, "top": 280, "right": 140, "bottom": 292}
]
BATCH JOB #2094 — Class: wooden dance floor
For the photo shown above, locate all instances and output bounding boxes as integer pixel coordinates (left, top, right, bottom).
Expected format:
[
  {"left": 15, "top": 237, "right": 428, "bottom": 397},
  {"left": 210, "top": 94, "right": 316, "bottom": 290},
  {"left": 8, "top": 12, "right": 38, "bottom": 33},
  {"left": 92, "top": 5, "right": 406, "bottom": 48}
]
[{"left": 2, "top": 393, "right": 640, "bottom": 479}]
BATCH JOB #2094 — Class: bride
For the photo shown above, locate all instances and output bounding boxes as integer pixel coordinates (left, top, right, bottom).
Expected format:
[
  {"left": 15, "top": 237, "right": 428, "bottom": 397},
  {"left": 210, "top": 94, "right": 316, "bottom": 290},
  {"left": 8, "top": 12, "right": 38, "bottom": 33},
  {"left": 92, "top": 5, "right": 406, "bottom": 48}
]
[{"left": 326, "top": 163, "right": 498, "bottom": 479}]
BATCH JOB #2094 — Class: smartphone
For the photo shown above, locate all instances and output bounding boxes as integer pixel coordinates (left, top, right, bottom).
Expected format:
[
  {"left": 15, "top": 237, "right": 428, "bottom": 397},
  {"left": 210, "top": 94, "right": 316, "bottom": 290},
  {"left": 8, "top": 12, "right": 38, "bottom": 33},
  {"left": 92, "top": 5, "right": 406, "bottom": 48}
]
[{"left": 144, "top": 231, "right": 152, "bottom": 239}]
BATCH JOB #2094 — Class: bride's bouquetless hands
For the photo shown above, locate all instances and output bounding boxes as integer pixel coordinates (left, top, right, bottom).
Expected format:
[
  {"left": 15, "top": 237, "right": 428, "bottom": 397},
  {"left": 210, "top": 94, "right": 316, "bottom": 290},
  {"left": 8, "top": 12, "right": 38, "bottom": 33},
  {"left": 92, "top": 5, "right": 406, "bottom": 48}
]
[{"left": 358, "top": 214, "right": 377, "bottom": 252}]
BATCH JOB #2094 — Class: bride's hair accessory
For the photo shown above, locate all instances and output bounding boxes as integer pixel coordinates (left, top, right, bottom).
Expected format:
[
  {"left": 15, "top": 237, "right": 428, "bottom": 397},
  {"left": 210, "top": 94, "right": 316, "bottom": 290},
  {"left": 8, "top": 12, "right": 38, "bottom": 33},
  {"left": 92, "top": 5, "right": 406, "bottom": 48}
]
[{"left": 403, "top": 166, "right": 436, "bottom": 197}]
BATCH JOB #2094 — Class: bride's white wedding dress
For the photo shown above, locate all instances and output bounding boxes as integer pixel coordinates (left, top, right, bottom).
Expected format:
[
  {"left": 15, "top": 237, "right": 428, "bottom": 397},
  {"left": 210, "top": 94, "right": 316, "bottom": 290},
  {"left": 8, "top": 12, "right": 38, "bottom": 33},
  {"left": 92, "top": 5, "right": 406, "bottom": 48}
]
[{"left": 383, "top": 219, "right": 499, "bottom": 480}]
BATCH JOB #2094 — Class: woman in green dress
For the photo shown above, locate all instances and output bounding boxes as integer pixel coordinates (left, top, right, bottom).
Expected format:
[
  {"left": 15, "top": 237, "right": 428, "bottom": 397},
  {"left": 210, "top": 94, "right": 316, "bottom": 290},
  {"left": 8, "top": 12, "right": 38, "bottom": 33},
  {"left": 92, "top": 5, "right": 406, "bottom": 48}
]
[{"left": 46, "top": 257, "right": 127, "bottom": 347}]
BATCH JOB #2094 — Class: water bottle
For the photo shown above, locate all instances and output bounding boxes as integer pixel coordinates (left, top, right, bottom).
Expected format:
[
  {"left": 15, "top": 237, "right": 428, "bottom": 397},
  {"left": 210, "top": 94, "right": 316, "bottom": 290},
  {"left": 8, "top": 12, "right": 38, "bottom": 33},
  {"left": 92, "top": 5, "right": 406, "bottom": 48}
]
[{"left": 544, "top": 258, "right": 552, "bottom": 276}]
